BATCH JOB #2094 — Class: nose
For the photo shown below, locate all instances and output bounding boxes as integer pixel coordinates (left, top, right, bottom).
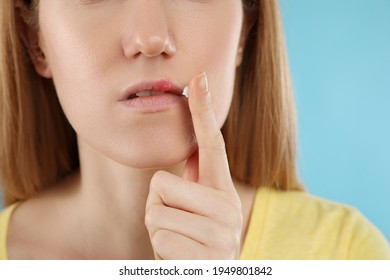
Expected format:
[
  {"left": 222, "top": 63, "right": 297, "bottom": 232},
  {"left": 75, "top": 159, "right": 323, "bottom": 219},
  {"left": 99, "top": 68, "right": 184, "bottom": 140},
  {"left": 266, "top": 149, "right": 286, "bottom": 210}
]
[{"left": 122, "top": 1, "right": 176, "bottom": 59}]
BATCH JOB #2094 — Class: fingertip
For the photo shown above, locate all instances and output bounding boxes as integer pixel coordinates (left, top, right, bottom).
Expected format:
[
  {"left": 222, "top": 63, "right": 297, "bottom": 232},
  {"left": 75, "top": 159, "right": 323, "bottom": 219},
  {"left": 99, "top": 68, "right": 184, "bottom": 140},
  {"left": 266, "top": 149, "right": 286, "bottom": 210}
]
[{"left": 187, "top": 72, "right": 209, "bottom": 99}]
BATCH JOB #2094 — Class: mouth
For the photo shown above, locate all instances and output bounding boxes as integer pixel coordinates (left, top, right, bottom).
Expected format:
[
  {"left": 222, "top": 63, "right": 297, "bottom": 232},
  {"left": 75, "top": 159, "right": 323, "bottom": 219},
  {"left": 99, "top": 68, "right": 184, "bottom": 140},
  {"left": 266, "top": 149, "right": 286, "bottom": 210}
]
[
  {"left": 120, "top": 80, "right": 185, "bottom": 101},
  {"left": 127, "top": 90, "right": 178, "bottom": 100}
]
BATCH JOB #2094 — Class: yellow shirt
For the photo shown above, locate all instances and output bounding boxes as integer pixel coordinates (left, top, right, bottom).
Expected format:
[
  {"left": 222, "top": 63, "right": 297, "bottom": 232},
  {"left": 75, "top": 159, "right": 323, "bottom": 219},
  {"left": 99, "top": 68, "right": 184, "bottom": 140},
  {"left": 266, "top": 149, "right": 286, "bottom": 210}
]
[
  {"left": 0, "top": 187, "right": 389, "bottom": 259},
  {"left": 0, "top": 203, "right": 19, "bottom": 260},
  {"left": 240, "top": 187, "right": 390, "bottom": 259}
]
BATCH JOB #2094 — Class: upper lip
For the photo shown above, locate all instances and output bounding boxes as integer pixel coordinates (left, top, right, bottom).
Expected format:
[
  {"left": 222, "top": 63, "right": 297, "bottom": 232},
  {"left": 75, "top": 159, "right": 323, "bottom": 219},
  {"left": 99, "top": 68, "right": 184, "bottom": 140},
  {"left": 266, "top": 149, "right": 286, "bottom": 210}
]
[{"left": 119, "top": 79, "right": 184, "bottom": 101}]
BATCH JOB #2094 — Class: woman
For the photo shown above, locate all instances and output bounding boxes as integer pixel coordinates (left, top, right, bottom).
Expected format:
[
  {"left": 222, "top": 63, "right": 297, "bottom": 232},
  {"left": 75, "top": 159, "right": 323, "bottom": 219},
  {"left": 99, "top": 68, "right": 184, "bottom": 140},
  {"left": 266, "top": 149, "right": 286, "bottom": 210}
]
[{"left": 0, "top": 0, "right": 389, "bottom": 259}]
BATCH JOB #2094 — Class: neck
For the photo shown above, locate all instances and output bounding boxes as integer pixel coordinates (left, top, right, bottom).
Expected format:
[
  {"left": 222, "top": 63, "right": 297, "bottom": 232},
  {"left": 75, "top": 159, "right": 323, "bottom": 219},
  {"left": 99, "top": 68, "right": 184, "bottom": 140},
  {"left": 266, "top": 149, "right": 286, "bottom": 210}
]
[{"left": 70, "top": 138, "right": 186, "bottom": 259}]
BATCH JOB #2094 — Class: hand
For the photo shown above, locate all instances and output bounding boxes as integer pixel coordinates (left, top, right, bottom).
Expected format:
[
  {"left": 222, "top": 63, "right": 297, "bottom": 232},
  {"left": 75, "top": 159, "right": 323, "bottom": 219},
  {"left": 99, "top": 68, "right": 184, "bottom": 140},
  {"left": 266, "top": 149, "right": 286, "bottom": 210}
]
[{"left": 145, "top": 73, "right": 243, "bottom": 259}]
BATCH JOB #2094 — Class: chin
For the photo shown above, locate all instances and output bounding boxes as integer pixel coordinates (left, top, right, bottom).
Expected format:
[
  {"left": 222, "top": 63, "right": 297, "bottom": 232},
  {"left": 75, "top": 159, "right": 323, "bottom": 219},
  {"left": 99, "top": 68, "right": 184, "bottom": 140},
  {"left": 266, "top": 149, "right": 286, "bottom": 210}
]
[
  {"left": 106, "top": 135, "right": 197, "bottom": 170},
  {"left": 122, "top": 115, "right": 196, "bottom": 168},
  {"left": 74, "top": 102, "right": 199, "bottom": 172}
]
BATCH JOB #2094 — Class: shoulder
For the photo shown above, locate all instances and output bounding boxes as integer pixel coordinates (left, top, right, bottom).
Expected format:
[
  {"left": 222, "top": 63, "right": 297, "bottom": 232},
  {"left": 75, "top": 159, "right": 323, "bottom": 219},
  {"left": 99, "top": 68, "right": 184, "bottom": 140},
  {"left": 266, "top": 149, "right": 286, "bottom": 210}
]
[
  {"left": 242, "top": 187, "right": 390, "bottom": 259},
  {"left": 0, "top": 203, "right": 20, "bottom": 260}
]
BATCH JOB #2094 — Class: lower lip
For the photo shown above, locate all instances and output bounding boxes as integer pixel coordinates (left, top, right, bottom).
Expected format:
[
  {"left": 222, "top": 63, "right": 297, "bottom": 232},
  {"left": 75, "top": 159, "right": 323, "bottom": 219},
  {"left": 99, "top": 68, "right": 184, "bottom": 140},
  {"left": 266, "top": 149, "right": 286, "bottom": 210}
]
[{"left": 120, "top": 93, "right": 186, "bottom": 113}]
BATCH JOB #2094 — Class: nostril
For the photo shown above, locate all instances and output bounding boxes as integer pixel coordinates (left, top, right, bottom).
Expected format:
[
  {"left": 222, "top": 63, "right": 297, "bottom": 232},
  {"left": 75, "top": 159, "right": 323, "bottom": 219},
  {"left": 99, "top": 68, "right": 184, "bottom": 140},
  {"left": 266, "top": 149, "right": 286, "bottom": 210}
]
[
  {"left": 138, "top": 36, "right": 165, "bottom": 57},
  {"left": 139, "top": 36, "right": 175, "bottom": 58},
  {"left": 122, "top": 31, "right": 176, "bottom": 59}
]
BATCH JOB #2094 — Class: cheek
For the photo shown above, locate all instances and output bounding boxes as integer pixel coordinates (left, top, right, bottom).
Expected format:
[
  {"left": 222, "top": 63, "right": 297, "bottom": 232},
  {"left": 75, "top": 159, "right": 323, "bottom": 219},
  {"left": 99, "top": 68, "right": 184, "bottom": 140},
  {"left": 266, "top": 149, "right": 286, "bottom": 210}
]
[
  {"left": 38, "top": 9, "right": 117, "bottom": 139},
  {"left": 183, "top": 4, "right": 243, "bottom": 127},
  {"left": 208, "top": 44, "right": 239, "bottom": 127},
  {"left": 38, "top": 1, "right": 118, "bottom": 103},
  {"left": 191, "top": 26, "right": 241, "bottom": 128}
]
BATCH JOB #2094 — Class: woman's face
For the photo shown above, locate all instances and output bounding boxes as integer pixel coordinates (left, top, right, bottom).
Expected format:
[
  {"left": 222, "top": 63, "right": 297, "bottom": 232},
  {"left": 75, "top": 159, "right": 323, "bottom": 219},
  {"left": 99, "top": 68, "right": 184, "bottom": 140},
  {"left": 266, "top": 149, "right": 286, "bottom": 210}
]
[{"left": 36, "top": 0, "right": 245, "bottom": 168}]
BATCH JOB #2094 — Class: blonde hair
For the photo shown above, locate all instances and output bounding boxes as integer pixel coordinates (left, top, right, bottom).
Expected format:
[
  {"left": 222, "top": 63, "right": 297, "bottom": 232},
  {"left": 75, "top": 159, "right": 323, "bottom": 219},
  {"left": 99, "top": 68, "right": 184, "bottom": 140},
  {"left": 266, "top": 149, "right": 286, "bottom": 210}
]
[
  {"left": 225, "top": 0, "right": 303, "bottom": 190},
  {"left": 0, "top": 0, "right": 303, "bottom": 206},
  {"left": 0, "top": 0, "right": 78, "bottom": 206}
]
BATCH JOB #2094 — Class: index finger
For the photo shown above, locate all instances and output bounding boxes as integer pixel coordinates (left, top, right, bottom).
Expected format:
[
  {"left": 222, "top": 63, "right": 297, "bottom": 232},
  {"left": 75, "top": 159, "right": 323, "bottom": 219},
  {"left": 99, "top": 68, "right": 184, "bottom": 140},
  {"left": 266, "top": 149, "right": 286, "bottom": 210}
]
[{"left": 186, "top": 72, "right": 234, "bottom": 191}]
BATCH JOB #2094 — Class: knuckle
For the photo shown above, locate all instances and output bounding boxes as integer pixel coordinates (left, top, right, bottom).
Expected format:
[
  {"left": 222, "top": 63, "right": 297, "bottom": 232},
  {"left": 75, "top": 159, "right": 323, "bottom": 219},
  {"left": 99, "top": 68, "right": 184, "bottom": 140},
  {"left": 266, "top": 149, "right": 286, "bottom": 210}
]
[
  {"left": 153, "top": 229, "right": 166, "bottom": 243},
  {"left": 150, "top": 229, "right": 166, "bottom": 248},
  {"left": 150, "top": 170, "right": 166, "bottom": 191},
  {"left": 151, "top": 170, "right": 165, "bottom": 183},
  {"left": 145, "top": 205, "right": 160, "bottom": 228}
]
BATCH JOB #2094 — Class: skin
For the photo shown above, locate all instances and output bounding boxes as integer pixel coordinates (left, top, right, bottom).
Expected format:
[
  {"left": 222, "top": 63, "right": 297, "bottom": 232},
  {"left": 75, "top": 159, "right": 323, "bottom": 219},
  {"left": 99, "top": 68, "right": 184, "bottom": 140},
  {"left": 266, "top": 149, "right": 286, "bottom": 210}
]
[{"left": 7, "top": 0, "right": 256, "bottom": 259}]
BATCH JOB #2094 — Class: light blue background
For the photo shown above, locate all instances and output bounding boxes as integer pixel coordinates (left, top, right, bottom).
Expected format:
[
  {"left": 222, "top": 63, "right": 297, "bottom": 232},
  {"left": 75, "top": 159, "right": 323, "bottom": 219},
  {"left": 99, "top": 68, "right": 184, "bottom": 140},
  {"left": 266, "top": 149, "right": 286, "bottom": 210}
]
[
  {"left": 1, "top": 1, "right": 389, "bottom": 243},
  {"left": 280, "top": 0, "right": 390, "bottom": 241}
]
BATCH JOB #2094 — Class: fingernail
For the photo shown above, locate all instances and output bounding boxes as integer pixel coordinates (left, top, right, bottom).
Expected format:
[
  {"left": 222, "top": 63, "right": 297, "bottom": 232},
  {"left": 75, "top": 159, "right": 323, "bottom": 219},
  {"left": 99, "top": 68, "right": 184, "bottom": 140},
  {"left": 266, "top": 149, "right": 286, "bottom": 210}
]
[{"left": 198, "top": 72, "right": 209, "bottom": 94}]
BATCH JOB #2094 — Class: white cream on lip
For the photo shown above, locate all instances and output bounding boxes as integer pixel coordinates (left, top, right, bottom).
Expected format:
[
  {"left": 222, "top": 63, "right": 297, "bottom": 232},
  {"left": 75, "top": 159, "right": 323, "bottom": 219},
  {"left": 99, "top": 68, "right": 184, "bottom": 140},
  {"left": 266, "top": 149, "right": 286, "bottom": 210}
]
[{"left": 182, "top": 86, "right": 189, "bottom": 98}]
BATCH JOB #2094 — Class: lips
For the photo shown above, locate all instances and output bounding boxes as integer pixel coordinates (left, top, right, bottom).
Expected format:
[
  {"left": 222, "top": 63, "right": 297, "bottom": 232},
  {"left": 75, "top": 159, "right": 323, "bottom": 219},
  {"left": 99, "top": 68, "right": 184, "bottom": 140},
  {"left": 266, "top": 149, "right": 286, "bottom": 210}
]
[
  {"left": 120, "top": 80, "right": 184, "bottom": 101},
  {"left": 118, "top": 79, "right": 187, "bottom": 113}
]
